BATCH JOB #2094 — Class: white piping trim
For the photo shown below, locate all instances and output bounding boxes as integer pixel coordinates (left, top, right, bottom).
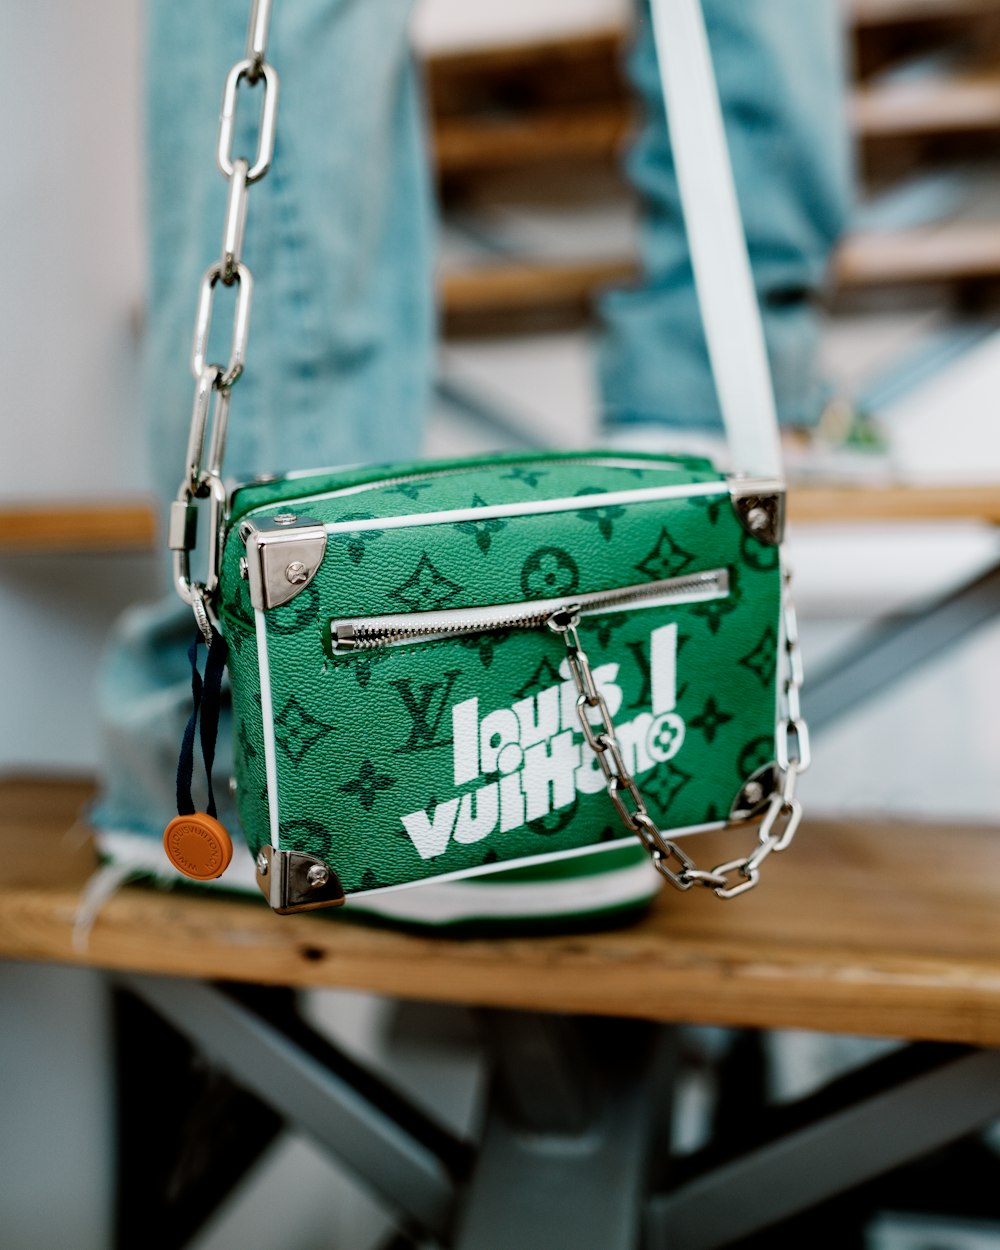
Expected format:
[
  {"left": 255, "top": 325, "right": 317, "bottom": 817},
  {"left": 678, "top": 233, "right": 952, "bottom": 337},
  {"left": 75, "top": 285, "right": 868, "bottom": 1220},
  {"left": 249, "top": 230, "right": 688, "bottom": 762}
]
[
  {"left": 350, "top": 819, "right": 728, "bottom": 898},
  {"left": 322, "top": 481, "right": 728, "bottom": 536},
  {"left": 254, "top": 607, "right": 281, "bottom": 849},
  {"left": 279, "top": 455, "right": 716, "bottom": 494}
]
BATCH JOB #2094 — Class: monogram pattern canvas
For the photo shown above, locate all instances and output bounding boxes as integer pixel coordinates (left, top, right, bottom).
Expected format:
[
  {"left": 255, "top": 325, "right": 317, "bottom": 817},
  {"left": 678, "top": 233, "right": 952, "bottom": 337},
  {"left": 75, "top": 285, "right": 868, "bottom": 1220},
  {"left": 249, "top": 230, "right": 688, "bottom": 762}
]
[{"left": 223, "top": 452, "right": 781, "bottom": 895}]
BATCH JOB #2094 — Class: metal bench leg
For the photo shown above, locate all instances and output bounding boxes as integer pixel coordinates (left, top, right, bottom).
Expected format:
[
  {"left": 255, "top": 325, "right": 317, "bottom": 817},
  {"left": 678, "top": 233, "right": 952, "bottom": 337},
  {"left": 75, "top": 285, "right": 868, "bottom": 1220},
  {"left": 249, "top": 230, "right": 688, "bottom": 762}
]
[
  {"left": 454, "top": 1013, "right": 677, "bottom": 1250},
  {"left": 119, "top": 974, "right": 469, "bottom": 1244},
  {"left": 113, "top": 983, "right": 284, "bottom": 1250},
  {"left": 646, "top": 1044, "right": 1000, "bottom": 1250},
  {"left": 805, "top": 561, "right": 1000, "bottom": 733}
]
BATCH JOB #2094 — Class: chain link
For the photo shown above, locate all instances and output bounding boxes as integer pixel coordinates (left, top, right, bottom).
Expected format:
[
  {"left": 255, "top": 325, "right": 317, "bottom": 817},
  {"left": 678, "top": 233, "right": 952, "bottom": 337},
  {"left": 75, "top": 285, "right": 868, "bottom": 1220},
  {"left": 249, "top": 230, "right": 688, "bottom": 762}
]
[
  {"left": 217, "top": 58, "right": 279, "bottom": 184},
  {"left": 171, "top": 1, "right": 280, "bottom": 619},
  {"left": 548, "top": 563, "right": 807, "bottom": 899},
  {"left": 221, "top": 158, "right": 250, "bottom": 284},
  {"left": 245, "top": 0, "right": 274, "bottom": 80}
]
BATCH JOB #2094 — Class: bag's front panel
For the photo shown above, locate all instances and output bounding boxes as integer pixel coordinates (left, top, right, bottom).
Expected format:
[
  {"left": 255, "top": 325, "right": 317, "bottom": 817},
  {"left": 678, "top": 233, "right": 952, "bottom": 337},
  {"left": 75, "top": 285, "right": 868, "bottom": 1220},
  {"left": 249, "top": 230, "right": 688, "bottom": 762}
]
[{"left": 235, "top": 483, "right": 781, "bottom": 895}]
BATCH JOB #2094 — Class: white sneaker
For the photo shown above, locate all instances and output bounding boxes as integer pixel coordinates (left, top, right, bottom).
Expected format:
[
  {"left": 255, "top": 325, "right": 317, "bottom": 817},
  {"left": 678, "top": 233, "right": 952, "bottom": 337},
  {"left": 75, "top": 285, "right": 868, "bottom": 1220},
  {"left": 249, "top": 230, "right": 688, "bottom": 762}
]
[{"left": 92, "top": 825, "right": 662, "bottom": 931}]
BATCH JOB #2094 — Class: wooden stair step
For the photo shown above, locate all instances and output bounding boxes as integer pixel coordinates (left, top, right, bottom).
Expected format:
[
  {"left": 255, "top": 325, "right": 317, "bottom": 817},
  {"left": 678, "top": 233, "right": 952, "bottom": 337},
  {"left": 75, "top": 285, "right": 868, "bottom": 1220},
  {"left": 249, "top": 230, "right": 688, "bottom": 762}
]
[
  {"left": 3, "top": 486, "right": 997, "bottom": 557},
  {"left": 0, "top": 502, "right": 157, "bottom": 555},
  {"left": 425, "top": 27, "right": 624, "bottom": 83},
  {"left": 835, "top": 221, "right": 1000, "bottom": 285},
  {"left": 441, "top": 258, "right": 636, "bottom": 326},
  {"left": 790, "top": 482, "right": 1000, "bottom": 524},
  {"left": 853, "top": 63, "right": 1000, "bottom": 135},
  {"left": 434, "top": 105, "right": 632, "bottom": 174},
  {"left": 438, "top": 219, "right": 1000, "bottom": 329},
  {"left": 426, "top": 28, "right": 626, "bottom": 129},
  {"left": 850, "top": 0, "right": 1000, "bottom": 27},
  {"left": 431, "top": 66, "right": 1000, "bottom": 172}
]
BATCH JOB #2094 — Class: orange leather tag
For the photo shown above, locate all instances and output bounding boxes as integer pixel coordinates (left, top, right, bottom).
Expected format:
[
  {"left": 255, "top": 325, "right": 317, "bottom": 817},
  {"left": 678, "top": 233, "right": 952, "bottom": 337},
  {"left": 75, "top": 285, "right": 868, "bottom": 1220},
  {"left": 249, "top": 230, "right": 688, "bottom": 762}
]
[{"left": 163, "top": 813, "right": 233, "bottom": 881}]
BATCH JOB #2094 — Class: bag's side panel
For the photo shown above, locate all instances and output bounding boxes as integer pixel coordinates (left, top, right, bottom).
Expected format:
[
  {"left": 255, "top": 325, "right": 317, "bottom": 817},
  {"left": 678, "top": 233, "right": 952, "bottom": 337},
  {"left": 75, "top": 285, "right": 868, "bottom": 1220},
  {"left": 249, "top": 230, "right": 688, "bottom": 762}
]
[{"left": 218, "top": 551, "right": 273, "bottom": 859}]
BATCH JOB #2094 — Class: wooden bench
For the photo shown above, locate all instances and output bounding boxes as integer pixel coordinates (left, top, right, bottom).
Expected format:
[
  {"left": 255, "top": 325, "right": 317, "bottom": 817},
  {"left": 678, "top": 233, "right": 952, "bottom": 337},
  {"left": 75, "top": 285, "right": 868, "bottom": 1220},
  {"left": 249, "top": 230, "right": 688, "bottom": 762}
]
[
  {"left": 6, "top": 775, "right": 1000, "bottom": 1250},
  {"left": 4, "top": 775, "right": 1000, "bottom": 1046}
]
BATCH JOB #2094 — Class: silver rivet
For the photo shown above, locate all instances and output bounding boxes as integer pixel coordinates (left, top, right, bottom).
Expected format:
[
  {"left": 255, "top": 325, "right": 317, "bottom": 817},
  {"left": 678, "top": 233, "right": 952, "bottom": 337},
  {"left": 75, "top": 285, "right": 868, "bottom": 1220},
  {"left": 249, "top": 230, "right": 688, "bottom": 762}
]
[
  {"left": 285, "top": 561, "right": 308, "bottom": 584},
  {"left": 256, "top": 850, "right": 269, "bottom": 876},
  {"left": 228, "top": 776, "right": 238, "bottom": 797},
  {"left": 254, "top": 473, "right": 279, "bottom": 484},
  {"left": 239, "top": 557, "right": 249, "bottom": 580},
  {"left": 306, "top": 864, "right": 330, "bottom": 888},
  {"left": 746, "top": 506, "right": 769, "bottom": 533},
  {"left": 744, "top": 780, "right": 764, "bottom": 805},
  {"left": 273, "top": 512, "right": 298, "bottom": 526}
]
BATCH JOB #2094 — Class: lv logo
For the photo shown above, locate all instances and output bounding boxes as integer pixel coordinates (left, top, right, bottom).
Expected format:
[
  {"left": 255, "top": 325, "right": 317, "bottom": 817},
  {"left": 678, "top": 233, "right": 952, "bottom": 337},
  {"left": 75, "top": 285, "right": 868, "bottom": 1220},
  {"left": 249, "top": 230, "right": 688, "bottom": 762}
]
[{"left": 389, "top": 670, "right": 463, "bottom": 752}]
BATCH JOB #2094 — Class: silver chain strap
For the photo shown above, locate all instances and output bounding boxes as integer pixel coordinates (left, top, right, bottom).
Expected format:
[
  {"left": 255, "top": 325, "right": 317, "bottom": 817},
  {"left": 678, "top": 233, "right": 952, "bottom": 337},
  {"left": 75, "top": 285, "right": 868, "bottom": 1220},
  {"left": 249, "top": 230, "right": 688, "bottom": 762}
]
[
  {"left": 549, "top": 565, "right": 809, "bottom": 899},
  {"left": 169, "top": 0, "right": 279, "bottom": 639}
]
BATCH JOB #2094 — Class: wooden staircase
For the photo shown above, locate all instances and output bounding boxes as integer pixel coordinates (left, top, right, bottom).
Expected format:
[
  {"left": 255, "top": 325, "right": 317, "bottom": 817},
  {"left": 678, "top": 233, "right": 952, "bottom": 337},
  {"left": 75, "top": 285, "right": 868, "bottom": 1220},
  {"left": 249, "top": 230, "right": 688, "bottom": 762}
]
[
  {"left": 4, "top": 2, "right": 1000, "bottom": 553},
  {"left": 426, "top": 0, "right": 1000, "bottom": 331}
]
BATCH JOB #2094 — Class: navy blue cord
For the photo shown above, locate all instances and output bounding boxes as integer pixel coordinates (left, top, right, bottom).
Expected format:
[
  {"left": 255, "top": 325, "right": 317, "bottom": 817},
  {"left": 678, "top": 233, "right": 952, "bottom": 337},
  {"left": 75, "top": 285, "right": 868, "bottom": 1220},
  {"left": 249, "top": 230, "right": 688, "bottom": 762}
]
[{"left": 176, "top": 627, "right": 229, "bottom": 818}]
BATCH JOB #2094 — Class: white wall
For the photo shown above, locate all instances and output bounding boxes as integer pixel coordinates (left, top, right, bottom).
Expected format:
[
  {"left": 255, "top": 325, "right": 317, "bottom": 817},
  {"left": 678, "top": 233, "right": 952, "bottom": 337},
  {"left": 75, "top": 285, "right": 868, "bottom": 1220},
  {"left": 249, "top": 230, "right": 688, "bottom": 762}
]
[
  {"left": 0, "top": 10, "right": 146, "bottom": 1246},
  {"left": 0, "top": 2, "right": 151, "bottom": 773},
  {"left": 0, "top": 1, "right": 146, "bottom": 502}
]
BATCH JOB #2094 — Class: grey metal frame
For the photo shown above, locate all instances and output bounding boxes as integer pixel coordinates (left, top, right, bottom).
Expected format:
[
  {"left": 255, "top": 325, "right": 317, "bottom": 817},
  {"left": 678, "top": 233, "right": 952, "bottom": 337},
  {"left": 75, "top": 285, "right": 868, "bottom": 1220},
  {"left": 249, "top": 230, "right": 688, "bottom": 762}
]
[
  {"left": 647, "top": 1045, "right": 1000, "bottom": 1250},
  {"left": 120, "top": 977, "right": 1000, "bottom": 1250},
  {"left": 804, "top": 562, "right": 1000, "bottom": 733},
  {"left": 454, "top": 1013, "right": 677, "bottom": 1250},
  {"left": 120, "top": 976, "right": 464, "bottom": 1242}
]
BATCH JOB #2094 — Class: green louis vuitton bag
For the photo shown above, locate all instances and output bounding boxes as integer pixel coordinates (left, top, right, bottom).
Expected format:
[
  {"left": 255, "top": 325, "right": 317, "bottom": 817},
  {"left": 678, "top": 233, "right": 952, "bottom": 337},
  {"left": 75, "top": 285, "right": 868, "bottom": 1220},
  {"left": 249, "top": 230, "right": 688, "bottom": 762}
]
[{"left": 163, "top": 0, "right": 810, "bottom": 914}]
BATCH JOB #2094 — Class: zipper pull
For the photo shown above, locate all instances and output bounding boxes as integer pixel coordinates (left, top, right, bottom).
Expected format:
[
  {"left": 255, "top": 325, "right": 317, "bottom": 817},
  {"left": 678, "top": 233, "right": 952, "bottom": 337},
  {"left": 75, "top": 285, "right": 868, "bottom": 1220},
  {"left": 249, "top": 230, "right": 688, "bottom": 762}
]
[
  {"left": 546, "top": 604, "right": 581, "bottom": 636},
  {"left": 163, "top": 624, "right": 234, "bottom": 881}
]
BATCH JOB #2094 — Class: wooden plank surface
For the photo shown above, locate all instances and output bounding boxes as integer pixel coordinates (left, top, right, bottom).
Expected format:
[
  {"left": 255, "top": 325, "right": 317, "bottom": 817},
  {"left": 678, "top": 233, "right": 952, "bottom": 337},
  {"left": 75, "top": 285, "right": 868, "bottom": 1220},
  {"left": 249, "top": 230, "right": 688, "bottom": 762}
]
[
  {"left": 439, "top": 231, "right": 1000, "bottom": 329},
  {"left": 790, "top": 482, "right": 1000, "bottom": 524},
  {"left": 850, "top": 0, "right": 1000, "bottom": 26},
  {"left": 440, "top": 258, "right": 637, "bottom": 320},
  {"left": 425, "top": 27, "right": 624, "bottom": 87},
  {"left": 835, "top": 223, "right": 1000, "bottom": 286},
  {"left": 434, "top": 105, "right": 631, "bottom": 173},
  {"left": 0, "top": 502, "right": 157, "bottom": 554},
  {"left": 26, "top": 459, "right": 947, "bottom": 554},
  {"left": 4, "top": 777, "right": 1000, "bottom": 1045},
  {"left": 853, "top": 65, "right": 1000, "bottom": 135}
]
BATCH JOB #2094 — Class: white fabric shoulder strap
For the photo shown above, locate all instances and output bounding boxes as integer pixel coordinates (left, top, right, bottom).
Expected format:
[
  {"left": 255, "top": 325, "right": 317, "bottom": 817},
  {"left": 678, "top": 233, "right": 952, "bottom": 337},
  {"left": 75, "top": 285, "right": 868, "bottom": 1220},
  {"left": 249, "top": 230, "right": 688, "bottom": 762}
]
[{"left": 649, "top": 0, "right": 783, "bottom": 480}]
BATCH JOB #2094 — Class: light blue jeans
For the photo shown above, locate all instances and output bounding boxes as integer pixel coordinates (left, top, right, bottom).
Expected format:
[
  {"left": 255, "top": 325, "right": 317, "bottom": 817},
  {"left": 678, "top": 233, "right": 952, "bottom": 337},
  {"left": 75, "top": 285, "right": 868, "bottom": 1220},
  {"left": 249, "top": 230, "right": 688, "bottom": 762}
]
[
  {"left": 599, "top": 0, "right": 851, "bottom": 433},
  {"left": 95, "top": 0, "right": 849, "bottom": 837}
]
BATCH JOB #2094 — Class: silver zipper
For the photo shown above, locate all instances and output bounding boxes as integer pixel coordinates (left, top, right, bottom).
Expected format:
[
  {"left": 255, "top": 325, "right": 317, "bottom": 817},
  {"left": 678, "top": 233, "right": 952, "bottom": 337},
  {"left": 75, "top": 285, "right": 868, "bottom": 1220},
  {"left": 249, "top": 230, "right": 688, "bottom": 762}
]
[{"left": 331, "top": 568, "right": 729, "bottom": 653}]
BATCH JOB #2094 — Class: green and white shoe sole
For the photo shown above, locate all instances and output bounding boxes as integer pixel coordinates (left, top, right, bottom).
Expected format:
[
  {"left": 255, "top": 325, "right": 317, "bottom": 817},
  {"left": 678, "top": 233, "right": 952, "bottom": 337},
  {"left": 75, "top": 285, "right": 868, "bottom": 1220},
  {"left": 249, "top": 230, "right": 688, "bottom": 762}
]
[{"left": 94, "top": 830, "right": 661, "bottom": 930}]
